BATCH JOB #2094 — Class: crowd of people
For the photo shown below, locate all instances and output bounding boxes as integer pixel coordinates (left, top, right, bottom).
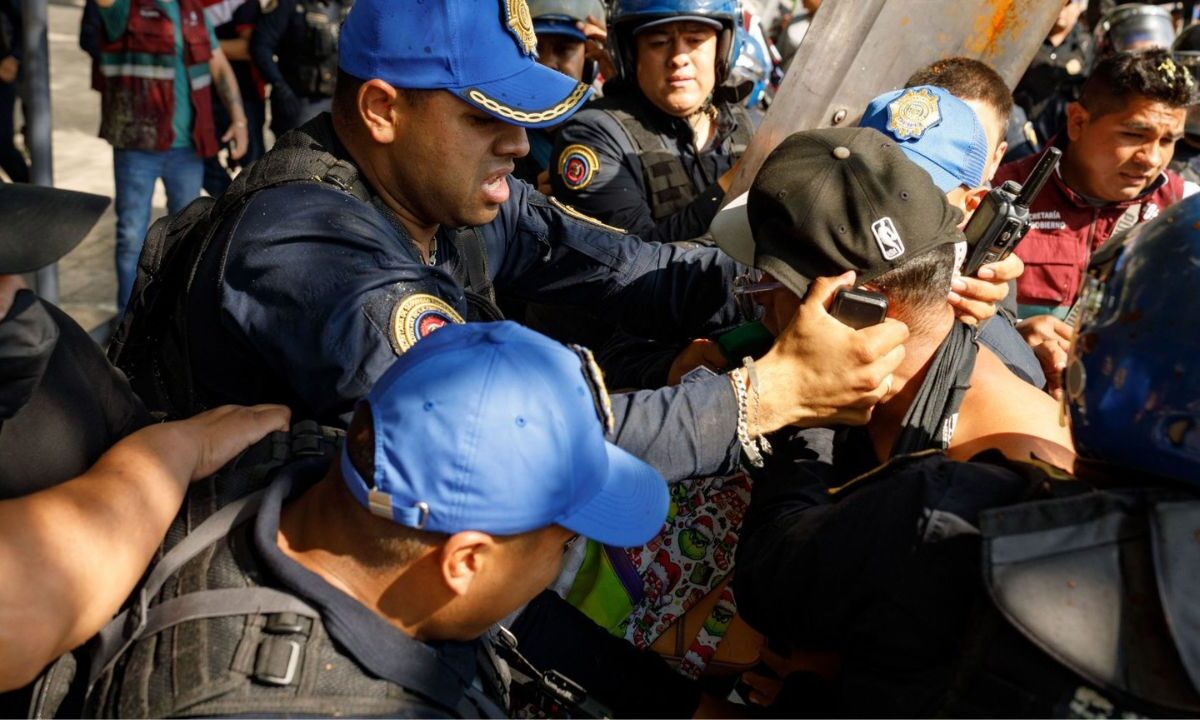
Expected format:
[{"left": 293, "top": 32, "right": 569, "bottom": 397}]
[{"left": 2, "top": 0, "right": 1200, "bottom": 717}]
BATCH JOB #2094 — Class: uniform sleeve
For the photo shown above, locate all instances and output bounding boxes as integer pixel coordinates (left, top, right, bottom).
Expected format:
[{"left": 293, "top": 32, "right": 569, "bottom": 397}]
[
  {"left": 607, "top": 374, "right": 740, "bottom": 483},
  {"left": 217, "top": 186, "right": 468, "bottom": 422},
  {"left": 250, "top": 0, "right": 291, "bottom": 90},
  {"left": 489, "top": 180, "right": 742, "bottom": 342},
  {"left": 550, "top": 111, "right": 725, "bottom": 244}
]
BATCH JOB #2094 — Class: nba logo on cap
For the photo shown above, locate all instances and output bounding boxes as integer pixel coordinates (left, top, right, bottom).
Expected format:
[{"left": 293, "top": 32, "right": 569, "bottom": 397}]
[{"left": 871, "top": 217, "right": 905, "bottom": 260}]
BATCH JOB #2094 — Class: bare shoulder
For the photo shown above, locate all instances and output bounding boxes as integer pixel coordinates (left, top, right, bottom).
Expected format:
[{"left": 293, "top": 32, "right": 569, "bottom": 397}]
[{"left": 952, "top": 345, "right": 1076, "bottom": 469}]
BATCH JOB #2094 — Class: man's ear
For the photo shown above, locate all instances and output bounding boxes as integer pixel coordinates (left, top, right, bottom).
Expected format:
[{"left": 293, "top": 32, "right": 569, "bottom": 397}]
[
  {"left": 359, "top": 79, "right": 399, "bottom": 144},
  {"left": 965, "top": 185, "right": 990, "bottom": 215},
  {"left": 987, "top": 140, "right": 1009, "bottom": 182},
  {"left": 1065, "top": 101, "right": 1089, "bottom": 142},
  {"left": 439, "top": 531, "right": 496, "bottom": 597}
]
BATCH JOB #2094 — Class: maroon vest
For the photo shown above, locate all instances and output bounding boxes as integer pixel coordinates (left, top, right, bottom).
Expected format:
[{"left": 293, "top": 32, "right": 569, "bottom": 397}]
[{"left": 98, "top": 0, "right": 217, "bottom": 157}]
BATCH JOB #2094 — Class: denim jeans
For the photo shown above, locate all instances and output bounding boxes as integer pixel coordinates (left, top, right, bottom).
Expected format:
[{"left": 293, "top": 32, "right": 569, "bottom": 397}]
[{"left": 113, "top": 147, "right": 204, "bottom": 313}]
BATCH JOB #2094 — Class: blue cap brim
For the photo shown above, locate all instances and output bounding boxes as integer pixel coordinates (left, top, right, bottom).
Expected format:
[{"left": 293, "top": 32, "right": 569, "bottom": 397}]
[
  {"left": 534, "top": 20, "right": 588, "bottom": 42},
  {"left": 454, "top": 61, "right": 592, "bottom": 130},
  {"left": 556, "top": 442, "right": 668, "bottom": 547}
]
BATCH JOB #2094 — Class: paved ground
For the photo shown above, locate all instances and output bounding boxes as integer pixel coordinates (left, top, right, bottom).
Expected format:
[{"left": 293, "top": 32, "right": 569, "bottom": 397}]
[{"left": 39, "top": 0, "right": 152, "bottom": 331}]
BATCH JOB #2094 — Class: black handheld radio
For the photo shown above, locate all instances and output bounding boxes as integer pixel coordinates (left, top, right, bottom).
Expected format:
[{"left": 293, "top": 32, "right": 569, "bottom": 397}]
[{"left": 961, "top": 147, "right": 1061, "bottom": 276}]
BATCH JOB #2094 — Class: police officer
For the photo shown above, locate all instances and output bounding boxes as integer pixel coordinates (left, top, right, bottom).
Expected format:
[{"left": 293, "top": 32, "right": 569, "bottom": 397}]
[
  {"left": 113, "top": 0, "right": 911, "bottom": 487},
  {"left": 86, "top": 322, "right": 684, "bottom": 718},
  {"left": 513, "top": 0, "right": 608, "bottom": 189},
  {"left": 549, "top": 0, "right": 750, "bottom": 244},
  {"left": 733, "top": 196, "right": 1200, "bottom": 716},
  {"left": 250, "top": 0, "right": 352, "bottom": 136},
  {"left": 1012, "top": 0, "right": 1092, "bottom": 153}
]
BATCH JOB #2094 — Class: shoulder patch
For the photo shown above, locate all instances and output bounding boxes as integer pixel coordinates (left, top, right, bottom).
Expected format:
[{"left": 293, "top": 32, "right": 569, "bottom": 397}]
[
  {"left": 549, "top": 196, "right": 625, "bottom": 234},
  {"left": 389, "top": 294, "right": 464, "bottom": 355},
  {"left": 559, "top": 144, "right": 600, "bottom": 191}
]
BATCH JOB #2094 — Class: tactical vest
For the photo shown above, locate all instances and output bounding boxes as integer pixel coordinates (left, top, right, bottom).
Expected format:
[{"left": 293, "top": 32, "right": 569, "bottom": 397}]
[
  {"left": 107, "top": 116, "right": 499, "bottom": 420},
  {"left": 98, "top": 0, "right": 218, "bottom": 157},
  {"left": 598, "top": 101, "right": 752, "bottom": 222},
  {"left": 293, "top": 0, "right": 352, "bottom": 98},
  {"left": 57, "top": 424, "right": 509, "bottom": 719}
]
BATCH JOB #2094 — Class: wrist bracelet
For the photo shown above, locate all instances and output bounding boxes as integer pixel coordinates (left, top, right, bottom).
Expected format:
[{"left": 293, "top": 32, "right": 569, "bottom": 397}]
[
  {"left": 729, "top": 368, "right": 764, "bottom": 468},
  {"left": 742, "top": 356, "right": 772, "bottom": 457}
]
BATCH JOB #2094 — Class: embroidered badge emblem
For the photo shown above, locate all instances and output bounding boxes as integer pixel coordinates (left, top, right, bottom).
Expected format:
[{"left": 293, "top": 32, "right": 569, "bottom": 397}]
[
  {"left": 502, "top": 0, "right": 538, "bottom": 57},
  {"left": 559, "top": 144, "right": 600, "bottom": 191},
  {"left": 885, "top": 87, "right": 943, "bottom": 140},
  {"left": 570, "top": 344, "right": 615, "bottom": 434},
  {"left": 390, "top": 294, "right": 464, "bottom": 355}
]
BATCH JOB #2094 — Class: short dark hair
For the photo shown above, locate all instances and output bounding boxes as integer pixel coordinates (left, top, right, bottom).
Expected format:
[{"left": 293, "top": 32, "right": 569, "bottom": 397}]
[
  {"left": 869, "top": 244, "right": 957, "bottom": 333},
  {"left": 1080, "top": 48, "right": 1197, "bottom": 118},
  {"left": 905, "top": 57, "right": 1014, "bottom": 127},
  {"left": 338, "top": 403, "right": 446, "bottom": 572},
  {"left": 331, "top": 69, "right": 434, "bottom": 127}
]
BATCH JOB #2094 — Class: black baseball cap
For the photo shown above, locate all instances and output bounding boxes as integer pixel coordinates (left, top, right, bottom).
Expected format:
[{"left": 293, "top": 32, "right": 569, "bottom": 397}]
[
  {"left": 727, "top": 127, "right": 963, "bottom": 296},
  {"left": 0, "top": 185, "right": 110, "bottom": 274}
]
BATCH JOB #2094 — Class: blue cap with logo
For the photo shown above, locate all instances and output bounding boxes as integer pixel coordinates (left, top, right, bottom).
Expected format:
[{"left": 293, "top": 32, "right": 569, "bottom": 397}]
[
  {"left": 859, "top": 85, "right": 990, "bottom": 192},
  {"left": 341, "top": 321, "right": 669, "bottom": 547},
  {"left": 338, "top": 0, "right": 592, "bottom": 129}
]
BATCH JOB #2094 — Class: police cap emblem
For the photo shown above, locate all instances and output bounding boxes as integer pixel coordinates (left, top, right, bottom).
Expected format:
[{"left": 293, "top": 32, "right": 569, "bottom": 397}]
[
  {"left": 390, "top": 294, "right": 464, "bottom": 355},
  {"left": 503, "top": 0, "right": 538, "bottom": 57},
  {"left": 885, "top": 87, "right": 943, "bottom": 140}
]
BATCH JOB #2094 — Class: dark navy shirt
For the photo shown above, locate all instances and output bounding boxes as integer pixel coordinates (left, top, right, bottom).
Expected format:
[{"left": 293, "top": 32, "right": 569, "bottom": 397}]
[
  {"left": 550, "top": 81, "right": 740, "bottom": 244},
  {"left": 185, "top": 116, "right": 742, "bottom": 481}
]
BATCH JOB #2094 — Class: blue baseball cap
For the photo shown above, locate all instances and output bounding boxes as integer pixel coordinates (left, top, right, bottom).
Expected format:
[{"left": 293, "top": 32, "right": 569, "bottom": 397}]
[
  {"left": 858, "top": 85, "right": 990, "bottom": 192},
  {"left": 338, "top": 0, "right": 593, "bottom": 129},
  {"left": 534, "top": 17, "right": 588, "bottom": 42},
  {"left": 341, "top": 321, "right": 669, "bottom": 547}
]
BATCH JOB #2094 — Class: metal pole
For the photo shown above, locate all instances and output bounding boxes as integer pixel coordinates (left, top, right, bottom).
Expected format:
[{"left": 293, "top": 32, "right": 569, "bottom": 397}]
[{"left": 22, "top": 0, "right": 56, "bottom": 304}]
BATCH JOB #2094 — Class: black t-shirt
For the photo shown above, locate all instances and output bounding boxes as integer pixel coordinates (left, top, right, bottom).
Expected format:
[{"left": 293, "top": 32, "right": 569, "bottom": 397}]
[{"left": 0, "top": 290, "right": 150, "bottom": 499}]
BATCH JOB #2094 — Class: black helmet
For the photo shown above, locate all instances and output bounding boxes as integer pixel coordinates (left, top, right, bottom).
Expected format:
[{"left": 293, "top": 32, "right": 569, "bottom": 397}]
[
  {"left": 608, "top": 0, "right": 740, "bottom": 84},
  {"left": 1172, "top": 23, "right": 1200, "bottom": 134},
  {"left": 1094, "top": 4, "right": 1176, "bottom": 59}
]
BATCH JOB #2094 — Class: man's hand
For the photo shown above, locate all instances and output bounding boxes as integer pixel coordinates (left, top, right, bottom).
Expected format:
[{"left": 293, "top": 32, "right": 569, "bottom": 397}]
[
  {"left": 755, "top": 272, "right": 909, "bottom": 432},
  {"left": 221, "top": 122, "right": 250, "bottom": 161},
  {"left": 579, "top": 15, "right": 615, "bottom": 81},
  {"left": 163, "top": 404, "right": 291, "bottom": 480},
  {"left": 0, "top": 274, "right": 27, "bottom": 318},
  {"left": 668, "top": 338, "right": 729, "bottom": 385},
  {"left": 0, "top": 56, "right": 18, "bottom": 84},
  {"left": 1018, "top": 314, "right": 1074, "bottom": 397},
  {"left": 948, "top": 253, "right": 1023, "bottom": 324}
]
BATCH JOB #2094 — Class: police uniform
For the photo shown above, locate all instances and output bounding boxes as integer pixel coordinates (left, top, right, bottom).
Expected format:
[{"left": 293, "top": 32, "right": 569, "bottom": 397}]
[
  {"left": 250, "top": 0, "right": 351, "bottom": 135},
  {"left": 113, "top": 105, "right": 745, "bottom": 485},
  {"left": 550, "top": 78, "right": 750, "bottom": 244},
  {"left": 83, "top": 323, "right": 703, "bottom": 719},
  {"left": 1013, "top": 20, "right": 1091, "bottom": 147}
]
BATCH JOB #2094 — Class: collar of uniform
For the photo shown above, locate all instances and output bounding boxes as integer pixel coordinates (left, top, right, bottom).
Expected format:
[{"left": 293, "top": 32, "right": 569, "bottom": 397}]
[
  {"left": 251, "top": 459, "right": 483, "bottom": 710},
  {"left": 1048, "top": 133, "right": 1171, "bottom": 209}
]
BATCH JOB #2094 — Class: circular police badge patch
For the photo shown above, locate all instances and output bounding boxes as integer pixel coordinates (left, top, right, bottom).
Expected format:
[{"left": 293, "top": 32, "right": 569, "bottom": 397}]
[
  {"left": 390, "top": 294, "right": 464, "bottom": 355},
  {"left": 560, "top": 144, "right": 599, "bottom": 191},
  {"left": 886, "top": 87, "right": 942, "bottom": 140},
  {"left": 503, "top": 0, "right": 537, "bottom": 57}
]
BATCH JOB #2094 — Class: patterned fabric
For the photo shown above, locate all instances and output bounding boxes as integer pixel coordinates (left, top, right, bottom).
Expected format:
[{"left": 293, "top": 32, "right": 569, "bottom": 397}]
[{"left": 567, "top": 472, "right": 752, "bottom": 677}]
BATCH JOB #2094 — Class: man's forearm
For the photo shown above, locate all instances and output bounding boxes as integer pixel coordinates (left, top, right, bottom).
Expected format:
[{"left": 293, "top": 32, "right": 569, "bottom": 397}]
[
  {"left": 0, "top": 424, "right": 198, "bottom": 691},
  {"left": 210, "top": 50, "right": 246, "bottom": 122}
]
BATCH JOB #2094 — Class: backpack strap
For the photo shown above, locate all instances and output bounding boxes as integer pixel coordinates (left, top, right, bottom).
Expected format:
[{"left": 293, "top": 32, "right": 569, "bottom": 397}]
[
  {"left": 603, "top": 107, "right": 697, "bottom": 222},
  {"left": 453, "top": 227, "right": 496, "bottom": 305}
]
